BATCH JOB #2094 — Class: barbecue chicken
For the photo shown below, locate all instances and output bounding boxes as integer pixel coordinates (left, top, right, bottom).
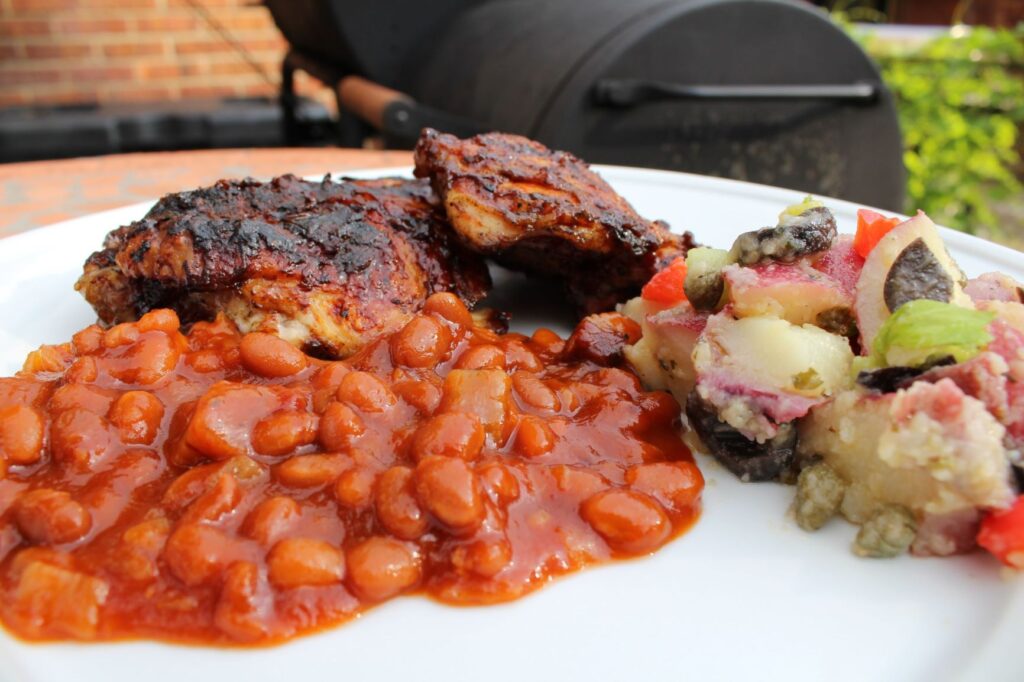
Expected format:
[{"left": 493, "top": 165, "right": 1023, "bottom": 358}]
[
  {"left": 75, "top": 174, "right": 490, "bottom": 358},
  {"left": 414, "top": 128, "right": 693, "bottom": 314}
]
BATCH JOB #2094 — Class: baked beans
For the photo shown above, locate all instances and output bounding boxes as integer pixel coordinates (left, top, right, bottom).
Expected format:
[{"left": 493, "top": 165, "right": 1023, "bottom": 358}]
[{"left": 0, "top": 296, "right": 701, "bottom": 645}]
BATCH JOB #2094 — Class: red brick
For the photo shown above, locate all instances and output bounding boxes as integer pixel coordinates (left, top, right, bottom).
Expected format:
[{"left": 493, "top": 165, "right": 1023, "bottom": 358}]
[
  {"left": 167, "top": 0, "right": 246, "bottom": 6},
  {"left": 113, "top": 86, "right": 173, "bottom": 102},
  {"left": 208, "top": 61, "right": 258, "bottom": 76},
  {"left": 175, "top": 41, "right": 234, "bottom": 55},
  {"left": 1, "top": 1, "right": 294, "bottom": 111},
  {"left": 237, "top": 37, "right": 287, "bottom": 53},
  {"left": 80, "top": 0, "right": 158, "bottom": 7},
  {"left": 0, "top": 92, "right": 30, "bottom": 107},
  {"left": 102, "top": 42, "right": 164, "bottom": 58},
  {"left": 56, "top": 18, "right": 128, "bottom": 33},
  {"left": 31, "top": 89, "right": 101, "bottom": 105},
  {"left": 9, "top": 0, "right": 77, "bottom": 11},
  {"left": 213, "top": 11, "right": 275, "bottom": 31},
  {"left": 24, "top": 43, "right": 92, "bottom": 59},
  {"left": 136, "top": 16, "right": 198, "bottom": 32},
  {"left": 237, "top": 82, "right": 276, "bottom": 97},
  {"left": 137, "top": 62, "right": 185, "bottom": 79},
  {"left": 180, "top": 85, "right": 239, "bottom": 98},
  {"left": 0, "top": 69, "right": 61, "bottom": 86},
  {"left": 0, "top": 19, "right": 50, "bottom": 37},
  {"left": 67, "top": 66, "right": 133, "bottom": 82}
]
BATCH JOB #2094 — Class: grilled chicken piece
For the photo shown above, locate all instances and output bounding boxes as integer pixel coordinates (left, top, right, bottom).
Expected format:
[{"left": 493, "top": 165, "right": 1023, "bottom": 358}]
[
  {"left": 414, "top": 128, "right": 693, "bottom": 314},
  {"left": 75, "top": 174, "right": 490, "bottom": 357}
]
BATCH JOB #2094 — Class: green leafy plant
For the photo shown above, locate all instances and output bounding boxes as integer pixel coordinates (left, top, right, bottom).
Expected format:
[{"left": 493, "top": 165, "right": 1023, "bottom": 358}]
[{"left": 844, "top": 20, "right": 1024, "bottom": 235}]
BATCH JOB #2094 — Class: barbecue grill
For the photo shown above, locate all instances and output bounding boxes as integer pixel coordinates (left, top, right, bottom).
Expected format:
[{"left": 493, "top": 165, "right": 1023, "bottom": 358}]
[{"left": 267, "top": 0, "right": 905, "bottom": 210}]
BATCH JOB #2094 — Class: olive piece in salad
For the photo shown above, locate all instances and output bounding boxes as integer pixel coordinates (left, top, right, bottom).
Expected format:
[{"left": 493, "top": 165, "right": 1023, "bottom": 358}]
[
  {"left": 684, "top": 247, "right": 733, "bottom": 311},
  {"left": 685, "top": 389, "right": 797, "bottom": 482},
  {"left": 815, "top": 306, "right": 858, "bottom": 344},
  {"left": 883, "top": 237, "right": 955, "bottom": 312},
  {"left": 729, "top": 202, "right": 837, "bottom": 266},
  {"left": 855, "top": 356, "right": 955, "bottom": 393}
]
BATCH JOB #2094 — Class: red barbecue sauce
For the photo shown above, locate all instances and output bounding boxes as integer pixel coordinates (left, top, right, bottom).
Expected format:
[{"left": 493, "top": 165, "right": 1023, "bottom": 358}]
[{"left": 0, "top": 294, "right": 701, "bottom": 645}]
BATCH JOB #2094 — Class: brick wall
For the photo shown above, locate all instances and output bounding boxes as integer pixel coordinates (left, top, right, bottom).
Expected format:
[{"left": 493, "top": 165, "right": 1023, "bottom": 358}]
[
  {"left": 0, "top": 0, "right": 329, "bottom": 109},
  {"left": 890, "top": 0, "right": 1024, "bottom": 26}
]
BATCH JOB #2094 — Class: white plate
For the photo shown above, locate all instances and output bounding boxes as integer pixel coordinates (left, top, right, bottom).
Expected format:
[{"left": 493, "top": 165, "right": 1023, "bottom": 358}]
[{"left": 0, "top": 167, "right": 1020, "bottom": 682}]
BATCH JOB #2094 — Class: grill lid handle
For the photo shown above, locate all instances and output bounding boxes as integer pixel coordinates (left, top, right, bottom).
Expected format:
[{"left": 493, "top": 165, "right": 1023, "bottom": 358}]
[{"left": 592, "top": 79, "right": 879, "bottom": 107}]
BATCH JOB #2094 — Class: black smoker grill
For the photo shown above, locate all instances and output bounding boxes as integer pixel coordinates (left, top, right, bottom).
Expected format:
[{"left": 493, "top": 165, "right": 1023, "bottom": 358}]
[{"left": 267, "top": 0, "right": 905, "bottom": 210}]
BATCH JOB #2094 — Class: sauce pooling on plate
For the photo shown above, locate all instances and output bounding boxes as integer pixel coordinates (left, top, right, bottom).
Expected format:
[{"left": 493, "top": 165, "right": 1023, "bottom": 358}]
[{"left": 0, "top": 294, "right": 701, "bottom": 645}]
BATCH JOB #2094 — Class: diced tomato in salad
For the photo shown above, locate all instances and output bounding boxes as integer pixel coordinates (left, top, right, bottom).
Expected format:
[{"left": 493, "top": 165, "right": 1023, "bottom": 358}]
[
  {"left": 977, "top": 495, "right": 1024, "bottom": 568},
  {"left": 853, "top": 208, "right": 902, "bottom": 258},
  {"left": 641, "top": 257, "right": 688, "bottom": 305}
]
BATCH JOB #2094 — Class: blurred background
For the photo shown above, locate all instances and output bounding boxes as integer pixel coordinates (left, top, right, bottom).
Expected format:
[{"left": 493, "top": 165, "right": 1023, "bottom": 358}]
[{"left": 0, "top": 0, "right": 1022, "bottom": 241}]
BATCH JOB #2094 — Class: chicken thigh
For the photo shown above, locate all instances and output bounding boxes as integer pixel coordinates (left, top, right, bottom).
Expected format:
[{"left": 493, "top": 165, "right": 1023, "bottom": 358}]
[
  {"left": 76, "top": 174, "right": 490, "bottom": 357},
  {"left": 414, "top": 128, "right": 693, "bottom": 314}
]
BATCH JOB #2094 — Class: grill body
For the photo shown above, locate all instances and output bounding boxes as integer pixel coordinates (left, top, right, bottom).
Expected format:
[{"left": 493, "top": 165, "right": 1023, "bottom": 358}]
[{"left": 268, "top": 0, "right": 905, "bottom": 210}]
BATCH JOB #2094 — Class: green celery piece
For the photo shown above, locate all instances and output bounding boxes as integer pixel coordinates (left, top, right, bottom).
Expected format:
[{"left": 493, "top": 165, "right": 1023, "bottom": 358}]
[{"left": 870, "top": 299, "right": 996, "bottom": 368}]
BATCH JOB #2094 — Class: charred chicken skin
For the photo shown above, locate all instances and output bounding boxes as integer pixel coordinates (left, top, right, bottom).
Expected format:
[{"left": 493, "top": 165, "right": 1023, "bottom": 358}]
[
  {"left": 75, "top": 174, "right": 490, "bottom": 357},
  {"left": 414, "top": 128, "right": 693, "bottom": 314}
]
